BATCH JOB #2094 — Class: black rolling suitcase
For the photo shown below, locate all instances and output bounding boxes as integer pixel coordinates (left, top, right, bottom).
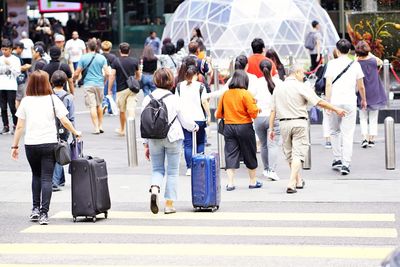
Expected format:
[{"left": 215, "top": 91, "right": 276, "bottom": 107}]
[{"left": 71, "top": 156, "right": 111, "bottom": 222}]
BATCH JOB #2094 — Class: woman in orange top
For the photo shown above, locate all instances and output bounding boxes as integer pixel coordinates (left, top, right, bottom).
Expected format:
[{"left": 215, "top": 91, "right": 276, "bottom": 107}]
[{"left": 216, "top": 70, "right": 262, "bottom": 191}]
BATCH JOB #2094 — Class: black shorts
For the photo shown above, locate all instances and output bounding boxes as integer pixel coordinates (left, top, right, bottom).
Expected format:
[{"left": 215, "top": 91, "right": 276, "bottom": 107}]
[{"left": 224, "top": 123, "right": 257, "bottom": 170}]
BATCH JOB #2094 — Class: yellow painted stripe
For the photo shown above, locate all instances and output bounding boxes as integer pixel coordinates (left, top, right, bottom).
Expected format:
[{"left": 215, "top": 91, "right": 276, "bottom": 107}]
[
  {"left": 0, "top": 243, "right": 394, "bottom": 259},
  {"left": 21, "top": 225, "right": 398, "bottom": 238},
  {"left": 51, "top": 211, "right": 396, "bottom": 222}
]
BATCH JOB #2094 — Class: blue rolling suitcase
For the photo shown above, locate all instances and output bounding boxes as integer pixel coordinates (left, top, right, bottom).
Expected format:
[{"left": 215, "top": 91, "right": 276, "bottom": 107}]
[{"left": 191, "top": 132, "right": 221, "bottom": 212}]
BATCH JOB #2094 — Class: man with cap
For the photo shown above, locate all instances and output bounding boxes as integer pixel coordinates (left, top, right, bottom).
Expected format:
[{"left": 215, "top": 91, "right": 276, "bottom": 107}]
[
  {"left": 43, "top": 46, "right": 75, "bottom": 95},
  {"left": 19, "top": 31, "right": 34, "bottom": 65},
  {"left": 54, "top": 34, "right": 71, "bottom": 67},
  {"left": 13, "top": 42, "right": 31, "bottom": 108},
  {"left": 0, "top": 39, "right": 20, "bottom": 135},
  {"left": 32, "top": 45, "right": 47, "bottom": 71},
  {"left": 269, "top": 64, "right": 346, "bottom": 194}
]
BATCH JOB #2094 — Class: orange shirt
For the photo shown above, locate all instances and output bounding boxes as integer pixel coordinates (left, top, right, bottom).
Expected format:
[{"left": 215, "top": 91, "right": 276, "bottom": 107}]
[
  {"left": 247, "top": 54, "right": 278, "bottom": 78},
  {"left": 216, "top": 89, "right": 259, "bottom": 124}
]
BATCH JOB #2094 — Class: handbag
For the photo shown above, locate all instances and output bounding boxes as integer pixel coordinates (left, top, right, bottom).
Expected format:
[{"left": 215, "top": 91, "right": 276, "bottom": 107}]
[
  {"left": 116, "top": 58, "right": 141, "bottom": 93},
  {"left": 50, "top": 95, "right": 71, "bottom": 166},
  {"left": 217, "top": 94, "right": 225, "bottom": 135},
  {"left": 78, "top": 53, "right": 96, "bottom": 87}
]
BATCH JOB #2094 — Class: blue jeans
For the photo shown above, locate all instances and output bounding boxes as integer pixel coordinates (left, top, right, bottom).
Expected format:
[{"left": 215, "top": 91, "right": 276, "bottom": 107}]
[
  {"left": 148, "top": 138, "right": 182, "bottom": 201},
  {"left": 102, "top": 80, "right": 117, "bottom": 114},
  {"left": 52, "top": 163, "right": 65, "bottom": 186},
  {"left": 183, "top": 121, "right": 206, "bottom": 169},
  {"left": 141, "top": 73, "right": 156, "bottom": 97},
  {"left": 254, "top": 116, "right": 280, "bottom": 171}
]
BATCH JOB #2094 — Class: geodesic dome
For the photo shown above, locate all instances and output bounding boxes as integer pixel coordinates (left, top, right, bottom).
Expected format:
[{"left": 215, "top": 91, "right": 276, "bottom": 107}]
[{"left": 163, "top": 0, "right": 339, "bottom": 65}]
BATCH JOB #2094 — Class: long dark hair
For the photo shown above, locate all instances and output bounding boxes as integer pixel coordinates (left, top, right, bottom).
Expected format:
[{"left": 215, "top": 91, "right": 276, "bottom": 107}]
[
  {"left": 176, "top": 39, "right": 184, "bottom": 53},
  {"left": 229, "top": 70, "right": 249, "bottom": 90},
  {"left": 185, "top": 65, "right": 198, "bottom": 85},
  {"left": 259, "top": 59, "right": 275, "bottom": 94},
  {"left": 177, "top": 56, "right": 197, "bottom": 83},
  {"left": 234, "top": 55, "right": 248, "bottom": 70},
  {"left": 265, "top": 49, "right": 283, "bottom": 69}
]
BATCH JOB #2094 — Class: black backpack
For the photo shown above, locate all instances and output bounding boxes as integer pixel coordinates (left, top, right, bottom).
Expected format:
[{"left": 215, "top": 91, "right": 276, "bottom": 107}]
[
  {"left": 140, "top": 93, "right": 176, "bottom": 139},
  {"left": 55, "top": 93, "right": 70, "bottom": 140}
]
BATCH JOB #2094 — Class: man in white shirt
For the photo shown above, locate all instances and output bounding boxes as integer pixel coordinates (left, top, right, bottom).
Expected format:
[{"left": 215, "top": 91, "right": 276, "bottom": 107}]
[
  {"left": 325, "top": 39, "right": 367, "bottom": 175},
  {"left": 0, "top": 39, "right": 21, "bottom": 134},
  {"left": 19, "top": 31, "right": 34, "bottom": 65},
  {"left": 65, "top": 31, "right": 86, "bottom": 71}
]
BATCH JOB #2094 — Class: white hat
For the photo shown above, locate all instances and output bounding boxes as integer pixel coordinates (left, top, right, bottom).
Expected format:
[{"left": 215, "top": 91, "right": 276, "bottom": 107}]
[{"left": 54, "top": 34, "right": 65, "bottom": 42}]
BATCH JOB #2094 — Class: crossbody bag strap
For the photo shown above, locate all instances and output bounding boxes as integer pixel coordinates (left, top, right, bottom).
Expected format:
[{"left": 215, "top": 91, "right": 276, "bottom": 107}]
[
  {"left": 116, "top": 58, "right": 129, "bottom": 80},
  {"left": 169, "top": 55, "right": 177, "bottom": 68},
  {"left": 50, "top": 94, "right": 61, "bottom": 141},
  {"left": 332, "top": 61, "right": 354, "bottom": 84},
  {"left": 82, "top": 53, "right": 96, "bottom": 75}
]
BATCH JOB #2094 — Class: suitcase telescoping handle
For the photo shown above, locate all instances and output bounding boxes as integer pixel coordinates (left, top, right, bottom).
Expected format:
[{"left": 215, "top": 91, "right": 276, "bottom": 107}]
[{"left": 192, "top": 131, "right": 197, "bottom": 155}]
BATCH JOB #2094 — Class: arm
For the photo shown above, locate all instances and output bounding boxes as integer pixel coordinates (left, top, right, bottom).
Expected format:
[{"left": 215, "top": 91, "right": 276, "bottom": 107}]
[
  {"left": 215, "top": 95, "right": 224, "bottom": 119},
  {"left": 135, "top": 70, "right": 141, "bottom": 81},
  {"left": 21, "top": 64, "right": 31, "bottom": 72},
  {"left": 108, "top": 69, "right": 116, "bottom": 95},
  {"left": 325, "top": 76, "right": 333, "bottom": 102},
  {"left": 316, "top": 36, "right": 321, "bottom": 62},
  {"left": 268, "top": 110, "right": 276, "bottom": 140},
  {"left": 11, "top": 118, "right": 25, "bottom": 160},
  {"left": 201, "top": 99, "right": 211, "bottom": 125},
  {"left": 244, "top": 92, "right": 259, "bottom": 119},
  {"left": 357, "top": 78, "right": 367, "bottom": 110},
  {"left": 317, "top": 99, "right": 346, "bottom": 117},
  {"left": 59, "top": 116, "right": 81, "bottom": 136},
  {"left": 73, "top": 67, "right": 82, "bottom": 82},
  {"left": 67, "top": 78, "right": 75, "bottom": 95},
  {"left": 102, "top": 64, "right": 109, "bottom": 83}
]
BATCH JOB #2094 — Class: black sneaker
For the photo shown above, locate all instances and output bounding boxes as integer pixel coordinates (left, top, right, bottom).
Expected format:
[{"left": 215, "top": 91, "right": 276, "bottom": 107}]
[
  {"left": 10, "top": 125, "right": 16, "bottom": 135},
  {"left": 39, "top": 213, "right": 49, "bottom": 225},
  {"left": 0, "top": 126, "right": 10, "bottom": 135},
  {"left": 341, "top": 165, "right": 350, "bottom": 175},
  {"left": 368, "top": 141, "right": 375, "bottom": 148},
  {"left": 29, "top": 207, "right": 40, "bottom": 222},
  {"left": 361, "top": 139, "right": 368, "bottom": 148},
  {"left": 332, "top": 160, "right": 342, "bottom": 171},
  {"left": 52, "top": 184, "right": 61, "bottom": 192}
]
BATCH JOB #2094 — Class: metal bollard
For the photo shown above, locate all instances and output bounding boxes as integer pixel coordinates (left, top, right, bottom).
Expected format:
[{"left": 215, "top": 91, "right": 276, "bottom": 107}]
[
  {"left": 214, "top": 64, "right": 226, "bottom": 169},
  {"left": 384, "top": 117, "right": 396, "bottom": 170},
  {"left": 383, "top": 59, "right": 391, "bottom": 108},
  {"left": 126, "top": 117, "right": 138, "bottom": 167},
  {"left": 302, "top": 121, "right": 311, "bottom": 170}
]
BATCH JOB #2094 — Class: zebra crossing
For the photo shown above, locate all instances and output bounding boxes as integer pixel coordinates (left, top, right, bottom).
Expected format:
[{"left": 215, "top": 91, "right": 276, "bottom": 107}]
[{"left": 0, "top": 209, "right": 397, "bottom": 266}]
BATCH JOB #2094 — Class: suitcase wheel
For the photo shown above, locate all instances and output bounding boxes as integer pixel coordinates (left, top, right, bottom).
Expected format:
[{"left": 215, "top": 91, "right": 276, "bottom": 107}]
[
  {"left": 92, "top": 216, "right": 97, "bottom": 223},
  {"left": 211, "top": 206, "right": 219, "bottom": 213},
  {"left": 73, "top": 217, "right": 77, "bottom": 223},
  {"left": 104, "top": 212, "right": 108, "bottom": 219}
]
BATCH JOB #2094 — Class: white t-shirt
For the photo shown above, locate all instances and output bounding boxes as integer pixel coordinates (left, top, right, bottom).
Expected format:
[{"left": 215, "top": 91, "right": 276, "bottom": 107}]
[
  {"left": 16, "top": 95, "right": 69, "bottom": 145},
  {"left": 176, "top": 80, "right": 206, "bottom": 121},
  {"left": 141, "top": 89, "right": 197, "bottom": 143},
  {"left": 324, "top": 55, "right": 364, "bottom": 106},
  {"left": 255, "top": 76, "right": 283, "bottom": 117},
  {"left": 0, "top": 55, "right": 21, "bottom": 91},
  {"left": 65, "top": 39, "right": 86, "bottom": 63},
  {"left": 20, "top": 38, "right": 34, "bottom": 59}
]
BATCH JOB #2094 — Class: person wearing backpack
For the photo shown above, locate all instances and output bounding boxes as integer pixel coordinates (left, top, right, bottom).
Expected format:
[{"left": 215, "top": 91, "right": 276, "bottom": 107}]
[
  {"left": 175, "top": 64, "right": 210, "bottom": 176},
  {"left": 50, "top": 70, "right": 75, "bottom": 192},
  {"left": 305, "top": 20, "right": 322, "bottom": 72},
  {"left": 141, "top": 68, "right": 198, "bottom": 215}
]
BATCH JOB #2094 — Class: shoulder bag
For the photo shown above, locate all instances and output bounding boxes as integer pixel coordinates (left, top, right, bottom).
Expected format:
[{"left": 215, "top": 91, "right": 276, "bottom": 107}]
[
  {"left": 78, "top": 53, "right": 96, "bottom": 87},
  {"left": 217, "top": 94, "right": 225, "bottom": 135},
  {"left": 116, "top": 58, "right": 141, "bottom": 93},
  {"left": 50, "top": 95, "right": 71, "bottom": 166}
]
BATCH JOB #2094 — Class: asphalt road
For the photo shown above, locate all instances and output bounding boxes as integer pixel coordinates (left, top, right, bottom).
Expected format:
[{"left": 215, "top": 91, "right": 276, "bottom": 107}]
[{"left": 0, "top": 87, "right": 399, "bottom": 266}]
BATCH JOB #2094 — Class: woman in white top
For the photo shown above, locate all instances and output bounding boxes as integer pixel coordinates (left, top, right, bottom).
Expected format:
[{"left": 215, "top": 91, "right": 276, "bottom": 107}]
[
  {"left": 11, "top": 70, "right": 81, "bottom": 225},
  {"left": 142, "top": 68, "right": 198, "bottom": 215},
  {"left": 175, "top": 62, "right": 210, "bottom": 176},
  {"left": 254, "top": 59, "right": 283, "bottom": 181}
]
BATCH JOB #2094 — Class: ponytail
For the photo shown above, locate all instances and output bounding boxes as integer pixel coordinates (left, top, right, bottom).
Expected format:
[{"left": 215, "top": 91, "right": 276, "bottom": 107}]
[
  {"left": 185, "top": 65, "right": 197, "bottom": 85},
  {"left": 259, "top": 59, "right": 275, "bottom": 94}
]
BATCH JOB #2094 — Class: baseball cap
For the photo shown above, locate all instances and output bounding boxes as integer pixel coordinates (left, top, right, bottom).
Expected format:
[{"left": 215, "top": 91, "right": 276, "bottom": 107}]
[
  {"left": 34, "top": 45, "right": 45, "bottom": 56},
  {"left": 49, "top": 46, "right": 61, "bottom": 59},
  {"left": 54, "top": 34, "right": 65, "bottom": 42}
]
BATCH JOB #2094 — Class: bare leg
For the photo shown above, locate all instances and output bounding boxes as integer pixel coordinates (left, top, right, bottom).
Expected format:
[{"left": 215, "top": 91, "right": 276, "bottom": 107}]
[
  {"left": 226, "top": 169, "right": 235, "bottom": 187},
  {"left": 166, "top": 200, "right": 173, "bottom": 208},
  {"left": 89, "top": 106, "right": 99, "bottom": 132},
  {"left": 248, "top": 168, "right": 257, "bottom": 185},
  {"left": 96, "top": 106, "right": 103, "bottom": 131},
  {"left": 118, "top": 111, "right": 126, "bottom": 135}
]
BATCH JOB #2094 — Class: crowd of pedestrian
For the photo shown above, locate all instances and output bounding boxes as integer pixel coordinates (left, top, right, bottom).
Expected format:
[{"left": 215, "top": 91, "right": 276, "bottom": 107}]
[{"left": 2, "top": 21, "right": 389, "bottom": 219}]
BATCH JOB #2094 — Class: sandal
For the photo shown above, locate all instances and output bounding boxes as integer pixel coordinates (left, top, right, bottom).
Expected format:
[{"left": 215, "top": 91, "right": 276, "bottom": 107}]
[
  {"left": 249, "top": 181, "right": 263, "bottom": 189},
  {"left": 296, "top": 180, "right": 305, "bottom": 189},
  {"left": 286, "top": 187, "right": 297, "bottom": 194},
  {"left": 226, "top": 185, "right": 236, "bottom": 191}
]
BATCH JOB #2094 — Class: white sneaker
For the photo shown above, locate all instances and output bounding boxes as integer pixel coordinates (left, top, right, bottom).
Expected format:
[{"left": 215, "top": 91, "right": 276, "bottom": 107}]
[
  {"left": 267, "top": 170, "right": 280, "bottom": 181},
  {"left": 263, "top": 170, "right": 269, "bottom": 178},
  {"left": 186, "top": 168, "right": 191, "bottom": 176}
]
